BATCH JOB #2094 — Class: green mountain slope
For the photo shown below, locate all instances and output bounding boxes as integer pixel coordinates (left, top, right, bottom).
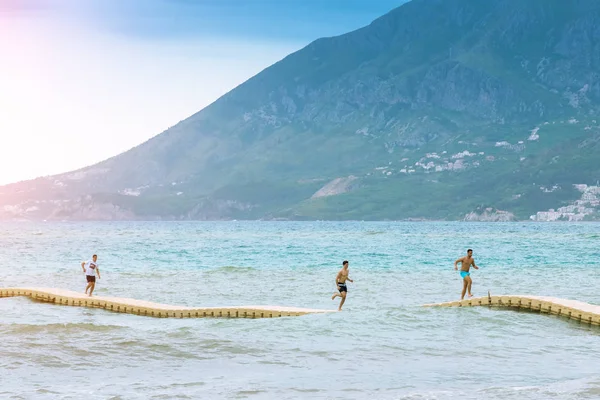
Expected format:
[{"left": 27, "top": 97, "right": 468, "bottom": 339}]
[{"left": 2, "top": 0, "right": 600, "bottom": 221}]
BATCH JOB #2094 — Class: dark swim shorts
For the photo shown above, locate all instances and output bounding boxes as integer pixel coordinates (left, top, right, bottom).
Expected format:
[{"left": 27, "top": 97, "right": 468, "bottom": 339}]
[
  {"left": 337, "top": 283, "right": 347, "bottom": 293},
  {"left": 86, "top": 275, "right": 96, "bottom": 283}
]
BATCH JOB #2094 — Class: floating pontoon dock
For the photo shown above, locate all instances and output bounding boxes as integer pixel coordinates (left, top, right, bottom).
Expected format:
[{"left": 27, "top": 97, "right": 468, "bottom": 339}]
[
  {"left": 0, "top": 287, "right": 334, "bottom": 319},
  {"left": 424, "top": 294, "right": 600, "bottom": 325}
]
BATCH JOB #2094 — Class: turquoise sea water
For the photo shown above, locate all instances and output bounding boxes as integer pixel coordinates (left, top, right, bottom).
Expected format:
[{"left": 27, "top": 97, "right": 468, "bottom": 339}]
[{"left": 1, "top": 221, "right": 599, "bottom": 399}]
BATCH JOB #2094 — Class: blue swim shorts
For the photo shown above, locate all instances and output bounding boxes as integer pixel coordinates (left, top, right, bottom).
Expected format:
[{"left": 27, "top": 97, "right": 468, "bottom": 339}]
[{"left": 460, "top": 271, "right": 470, "bottom": 279}]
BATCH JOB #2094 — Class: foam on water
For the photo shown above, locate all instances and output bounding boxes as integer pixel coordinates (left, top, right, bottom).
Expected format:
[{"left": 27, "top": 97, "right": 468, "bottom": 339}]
[{"left": 1, "top": 221, "right": 600, "bottom": 399}]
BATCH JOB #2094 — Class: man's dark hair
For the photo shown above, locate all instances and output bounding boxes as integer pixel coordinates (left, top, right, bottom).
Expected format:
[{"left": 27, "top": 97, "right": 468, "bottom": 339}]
[
  {"left": 93, "top": 254, "right": 97, "bottom": 257},
  {"left": 343, "top": 260, "right": 348, "bottom": 265},
  {"left": 467, "top": 249, "right": 473, "bottom": 253}
]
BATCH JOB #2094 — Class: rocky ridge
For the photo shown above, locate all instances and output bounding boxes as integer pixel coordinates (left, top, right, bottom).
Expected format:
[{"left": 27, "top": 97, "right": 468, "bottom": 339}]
[{"left": 1, "top": 0, "right": 600, "bottom": 221}]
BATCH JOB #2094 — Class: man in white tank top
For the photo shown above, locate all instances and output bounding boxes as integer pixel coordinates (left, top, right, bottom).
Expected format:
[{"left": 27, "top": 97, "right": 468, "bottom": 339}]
[{"left": 81, "top": 254, "right": 101, "bottom": 296}]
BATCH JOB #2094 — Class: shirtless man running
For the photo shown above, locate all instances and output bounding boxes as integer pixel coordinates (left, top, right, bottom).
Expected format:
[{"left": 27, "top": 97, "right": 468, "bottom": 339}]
[
  {"left": 331, "top": 260, "right": 353, "bottom": 311},
  {"left": 454, "top": 249, "right": 479, "bottom": 300}
]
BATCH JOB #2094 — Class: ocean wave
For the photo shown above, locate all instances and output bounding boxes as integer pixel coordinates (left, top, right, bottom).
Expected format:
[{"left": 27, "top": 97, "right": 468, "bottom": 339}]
[
  {"left": 0, "top": 323, "right": 124, "bottom": 335},
  {"left": 204, "top": 266, "right": 256, "bottom": 274}
]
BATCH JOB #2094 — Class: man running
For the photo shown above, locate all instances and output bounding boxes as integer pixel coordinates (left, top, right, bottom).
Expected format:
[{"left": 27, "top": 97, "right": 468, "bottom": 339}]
[
  {"left": 331, "top": 260, "right": 353, "bottom": 311},
  {"left": 81, "top": 254, "right": 101, "bottom": 296},
  {"left": 454, "top": 249, "right": 479, "bottom": 300}
]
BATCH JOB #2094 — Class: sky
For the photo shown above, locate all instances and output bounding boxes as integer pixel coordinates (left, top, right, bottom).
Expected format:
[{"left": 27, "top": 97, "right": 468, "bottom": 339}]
[{"left": 0, "top": 0, "right": 406, "bottom": 185}]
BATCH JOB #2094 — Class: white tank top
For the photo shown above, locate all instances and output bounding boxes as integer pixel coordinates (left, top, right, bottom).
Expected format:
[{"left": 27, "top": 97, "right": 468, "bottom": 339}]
[{"left": 85, "top": 261, "right": 97, "bottom": 276}]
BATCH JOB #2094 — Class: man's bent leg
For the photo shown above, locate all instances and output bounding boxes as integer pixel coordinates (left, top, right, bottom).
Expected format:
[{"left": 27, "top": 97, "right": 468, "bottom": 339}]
[
  {"left": 338, "top": 292, "right": 346, "bottom": 311},
  {"left": 89, "top": 283, "right": 95, "bottom": 297},
  {"left": 467, "top": 277, "right": 473, "bottom": 297},
  {"left": 461, "top": 280, "right": 468, "bottom": 300}
]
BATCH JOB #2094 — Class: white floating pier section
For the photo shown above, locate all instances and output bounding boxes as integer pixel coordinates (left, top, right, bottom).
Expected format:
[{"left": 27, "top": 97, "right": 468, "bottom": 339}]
[
  {"left": 424, "top": 294, "right": 600, "bottom": 325},
  {"left": 0, "top": 287, "right": 335, "bottom": 319}
]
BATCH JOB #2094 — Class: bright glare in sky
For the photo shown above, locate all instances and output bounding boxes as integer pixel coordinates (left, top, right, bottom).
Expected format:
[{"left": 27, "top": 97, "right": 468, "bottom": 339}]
[
  {"left": 0, "top": 0, "right": 403, "bottom": 185},
  {"left": 0, "top": 13, "right": 296, "bottom": 185}
]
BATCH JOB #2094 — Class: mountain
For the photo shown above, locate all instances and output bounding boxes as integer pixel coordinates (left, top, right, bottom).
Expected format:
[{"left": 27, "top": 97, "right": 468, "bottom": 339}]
[{"left": 2, "top": 0, "right": 600, "bottom": 221}]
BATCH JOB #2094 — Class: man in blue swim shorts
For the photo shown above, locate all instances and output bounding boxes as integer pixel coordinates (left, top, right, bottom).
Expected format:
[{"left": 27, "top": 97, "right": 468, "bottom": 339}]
[{"left": 454, "top": 249, "right": 479, "bottom": 300}]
